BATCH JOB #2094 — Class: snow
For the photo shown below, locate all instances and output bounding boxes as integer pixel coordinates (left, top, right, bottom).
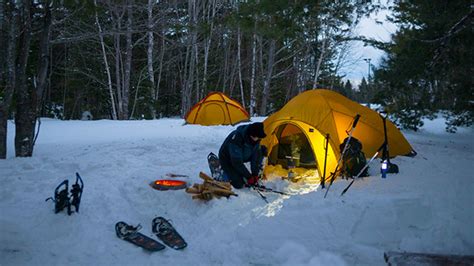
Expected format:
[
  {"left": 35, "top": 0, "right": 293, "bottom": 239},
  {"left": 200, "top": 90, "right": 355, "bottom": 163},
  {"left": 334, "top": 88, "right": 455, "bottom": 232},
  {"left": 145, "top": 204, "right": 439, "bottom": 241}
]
[{"left": 1, "top": 116, "right": 473, "bottom": 266}]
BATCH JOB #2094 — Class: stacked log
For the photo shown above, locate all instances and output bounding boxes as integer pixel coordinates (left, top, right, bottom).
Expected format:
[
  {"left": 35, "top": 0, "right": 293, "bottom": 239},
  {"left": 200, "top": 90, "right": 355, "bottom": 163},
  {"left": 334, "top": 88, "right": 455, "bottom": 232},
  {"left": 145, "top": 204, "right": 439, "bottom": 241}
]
[{"left": 185, "top": 172, "right": 237, "bottom": 200}]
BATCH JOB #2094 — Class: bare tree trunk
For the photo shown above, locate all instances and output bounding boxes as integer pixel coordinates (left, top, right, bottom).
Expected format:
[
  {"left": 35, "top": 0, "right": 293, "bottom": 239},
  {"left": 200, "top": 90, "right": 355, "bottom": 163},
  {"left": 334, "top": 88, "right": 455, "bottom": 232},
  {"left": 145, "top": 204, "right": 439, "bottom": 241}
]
[
  {"left": 0, "top": 0, "right": 17, "bottom": 159},
  {"left": 130, "top": 67, "right": 147, "bottom": 119},
  {"left": 147, "top": 0, "right": 156, "bottom": 118},
  {"left": 228, "top": 55, "right": 237, "bottom": 97},
  {"left": 181, "top": 0, "right": 197, "bottom": 116},
  {"left": 237, "top": 27, "right": 245, "bottom": 108},
  {"left": 155, "top": 34, "right": 165, "bottom": 104},
  {"left": 194, "top": 40, "right": 200, "bottom": 102},
  {"left": 201, "top": 0, "right": 215, "bottom": 99},
  {"left": 35, "top": 0, "right": 52, "bottom": 114},
  {"left": 221, "top": 38, "right": 230, "bottom": 94},
  {"left": 180, "top": 44, "right": 190, "bottom": 116},
  {"left": 14, "top": 0, "right": 34, "bottom": 157},
  {"left": 122, "top": 0, "right": 133, "bottom": 120},
  {"left": 114, "top": 22, "right": 123, "bottom": 119},
  {"left": 259, "top": 39, "right": 276, "bottom": 116},
  {"left": 249, "top": 28, "right": 257, "bottom": 116},
  {"left": 312, "top": 30, "right": 329, "bottom": 89},
  {"left": 95, "top": 0, "right": 117, "bottom": 120}
]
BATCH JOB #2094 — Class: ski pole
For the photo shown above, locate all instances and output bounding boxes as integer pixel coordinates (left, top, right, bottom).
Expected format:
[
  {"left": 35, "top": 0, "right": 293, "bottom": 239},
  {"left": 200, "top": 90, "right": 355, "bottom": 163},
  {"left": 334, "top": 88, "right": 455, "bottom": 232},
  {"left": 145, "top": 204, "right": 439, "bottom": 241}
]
[
  {"left": 252, "top": 186, "right": 269, "bottom": 203},
  {"left": 245, "top": 179, "right": 268, "bottom": 203},
  {"left": 254, "top": 183, "right": 289, "bottom": 196},
  {"left": 321, "top": 134, "right": 330, "bottom": 189},
  {"left": 324, "top": 114, "right": 361, "bottom": 198}
]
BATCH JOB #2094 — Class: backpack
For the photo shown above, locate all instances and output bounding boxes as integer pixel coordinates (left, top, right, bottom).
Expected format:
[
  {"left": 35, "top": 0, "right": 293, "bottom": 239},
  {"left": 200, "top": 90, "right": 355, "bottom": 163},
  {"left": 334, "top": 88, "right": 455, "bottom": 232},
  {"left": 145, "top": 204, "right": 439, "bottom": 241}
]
[{"left": 339, "top": 137, "right": 369, "bottom": 178}]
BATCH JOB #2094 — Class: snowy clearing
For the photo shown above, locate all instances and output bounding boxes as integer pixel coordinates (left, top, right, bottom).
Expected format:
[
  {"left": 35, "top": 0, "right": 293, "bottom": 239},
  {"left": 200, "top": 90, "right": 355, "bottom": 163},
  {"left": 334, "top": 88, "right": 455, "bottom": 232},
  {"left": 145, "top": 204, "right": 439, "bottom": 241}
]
[{"left": 0, "top": 116, "right": 473, "bottom": 266}]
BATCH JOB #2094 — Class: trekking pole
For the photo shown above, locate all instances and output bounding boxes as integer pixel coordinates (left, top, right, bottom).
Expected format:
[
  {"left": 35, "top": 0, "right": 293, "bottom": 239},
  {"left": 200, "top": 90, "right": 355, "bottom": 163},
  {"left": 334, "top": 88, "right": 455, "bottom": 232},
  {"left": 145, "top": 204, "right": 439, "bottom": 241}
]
[
  {"left": 321, "top": 134, "right": 330, "bottom": 189},
  {"left": 246, "top": 179, "right": 268, "bottom": 203},
  {"left": 324, "top": 114, "right": 361, "bottom": 198},
  {"left": 252, "top": 185, "right": 269, "bottom": 203},
  {"left": 340, "top": 148, "right": 382, "bottom": 196},
  {"left": 380, "top": 112, "right": 399, "bottom": 175},
  {"left": 254, "top": 183, "right": 289, "bottom": 196},
  {"left": 381, "top": 112, "right": 390, "bottom": 164}
]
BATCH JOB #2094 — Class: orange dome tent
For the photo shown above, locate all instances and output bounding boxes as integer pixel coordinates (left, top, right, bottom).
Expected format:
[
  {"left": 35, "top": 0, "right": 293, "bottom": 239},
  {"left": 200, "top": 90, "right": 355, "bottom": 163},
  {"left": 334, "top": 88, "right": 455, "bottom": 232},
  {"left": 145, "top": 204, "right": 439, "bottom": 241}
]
[
  {"left": 185, "top": 92, "right": 250, "bottom": 126},
  {"left": 261, "top": 89, "right": 416, "bottom": 182}
]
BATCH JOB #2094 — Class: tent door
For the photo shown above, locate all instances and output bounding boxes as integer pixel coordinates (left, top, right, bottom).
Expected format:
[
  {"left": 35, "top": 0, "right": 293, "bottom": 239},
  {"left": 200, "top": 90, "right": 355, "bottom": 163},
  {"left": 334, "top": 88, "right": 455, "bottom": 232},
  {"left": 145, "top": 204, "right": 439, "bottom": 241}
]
[{"left": 268, "top": 123, "right": 317, "bottom": 169}]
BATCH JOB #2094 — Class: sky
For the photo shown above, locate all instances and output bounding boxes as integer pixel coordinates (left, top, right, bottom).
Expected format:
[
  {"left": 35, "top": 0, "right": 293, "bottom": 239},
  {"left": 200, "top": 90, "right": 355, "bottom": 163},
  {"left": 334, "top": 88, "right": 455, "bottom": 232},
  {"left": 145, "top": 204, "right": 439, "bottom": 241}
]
[{"left": 341, "top": 5, "right": 398, "bottom": 87}]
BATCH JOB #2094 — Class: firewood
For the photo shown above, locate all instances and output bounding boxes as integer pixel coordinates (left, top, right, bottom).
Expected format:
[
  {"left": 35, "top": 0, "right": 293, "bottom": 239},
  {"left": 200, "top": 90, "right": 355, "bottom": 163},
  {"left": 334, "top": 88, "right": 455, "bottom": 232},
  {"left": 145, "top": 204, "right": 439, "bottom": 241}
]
[
  {"left": 205, "top": 186, "right": 237, "bottom": 196},
  {"left": 192, "top": 192, "right": 213, "bottom": 200},
  {"left": 192, "top": 194, "right": 206, "bottom": 200},
  {"left": 203, "top": 179, "right": 232, "bottom": 190},
  {"left": 188, "top": 172, "right": 237, "bottom": 201},
  {"left": 185, "top": 187, "right": 200, "bottom": 194},
  {"left": 205, "top": 180, "right": 232, "bottom": 190},
  {"left": 199, "top": 171, "right": 213, "bottom": 181},
  {"left": 199, "top": 172, "right": 233, "bottom": 190}
]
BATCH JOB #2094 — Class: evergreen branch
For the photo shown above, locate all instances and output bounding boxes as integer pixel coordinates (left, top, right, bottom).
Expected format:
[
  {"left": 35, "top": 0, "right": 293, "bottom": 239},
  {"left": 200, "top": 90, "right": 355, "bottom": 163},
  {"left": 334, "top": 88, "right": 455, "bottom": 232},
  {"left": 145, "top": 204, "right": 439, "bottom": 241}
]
[{"left": 421, "top": 10, "right": 473, "bottom": 44}]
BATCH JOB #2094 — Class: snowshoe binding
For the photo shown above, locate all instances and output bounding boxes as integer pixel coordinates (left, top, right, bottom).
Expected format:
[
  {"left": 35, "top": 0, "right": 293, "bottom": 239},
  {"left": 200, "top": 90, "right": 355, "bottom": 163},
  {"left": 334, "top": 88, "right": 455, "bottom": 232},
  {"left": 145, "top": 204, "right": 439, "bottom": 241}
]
[
  {"left": 45, "top": 180, "right": 71, "bottom": 214},
  {"left": 152, "top": 217, "right": 187, "bottom": 250},
  {"left": 207, "top": 152, "right": 224, "bottom": 181},
  {"left": 115, "top": 221, "right": 165, "bottom": 252},
  {"left": 45, "top": 172, "right": 84, "bottom": 215},
  {"left": 70, "top": 173, "right": 84, "bottom": 213}
]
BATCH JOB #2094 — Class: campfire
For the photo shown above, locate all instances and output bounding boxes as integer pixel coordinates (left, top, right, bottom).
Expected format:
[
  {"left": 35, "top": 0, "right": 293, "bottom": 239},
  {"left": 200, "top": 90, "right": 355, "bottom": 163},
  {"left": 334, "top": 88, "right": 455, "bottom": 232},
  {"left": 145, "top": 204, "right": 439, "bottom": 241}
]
[{"left": 150, "top": 179, "right": 187, "bottom": 190}]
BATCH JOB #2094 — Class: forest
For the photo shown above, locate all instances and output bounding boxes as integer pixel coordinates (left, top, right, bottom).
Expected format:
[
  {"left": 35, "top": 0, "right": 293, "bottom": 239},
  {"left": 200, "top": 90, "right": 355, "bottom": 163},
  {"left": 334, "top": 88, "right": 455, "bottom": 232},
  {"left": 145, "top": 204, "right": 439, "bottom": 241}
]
[{"left": 0, "top": 0, "right": 472, "bottom": 158}]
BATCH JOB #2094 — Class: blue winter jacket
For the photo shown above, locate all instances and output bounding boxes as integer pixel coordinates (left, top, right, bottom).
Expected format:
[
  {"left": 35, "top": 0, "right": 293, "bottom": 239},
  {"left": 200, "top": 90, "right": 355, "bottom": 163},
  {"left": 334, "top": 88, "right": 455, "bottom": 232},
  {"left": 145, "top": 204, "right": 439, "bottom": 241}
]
[{"left": 218, "top": 124, "right": 261, "bottom": 180}]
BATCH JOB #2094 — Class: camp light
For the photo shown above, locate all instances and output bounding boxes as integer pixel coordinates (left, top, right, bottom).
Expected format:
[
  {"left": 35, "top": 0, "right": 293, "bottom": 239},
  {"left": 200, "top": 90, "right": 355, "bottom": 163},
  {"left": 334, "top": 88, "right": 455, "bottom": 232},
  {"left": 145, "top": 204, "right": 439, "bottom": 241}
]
[{"left": 381, "top": 160, "right": 388, "bottom": 178}]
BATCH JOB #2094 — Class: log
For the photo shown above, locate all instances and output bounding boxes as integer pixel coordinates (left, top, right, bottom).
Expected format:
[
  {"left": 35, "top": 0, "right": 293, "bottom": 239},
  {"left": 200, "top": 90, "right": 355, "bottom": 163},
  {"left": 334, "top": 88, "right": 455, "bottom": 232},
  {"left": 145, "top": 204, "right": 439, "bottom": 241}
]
[
  {"left": 199, "top": 172, "right": 213, "bottom": 181},
  {"left": 192, "top": 194, "right": 206, "bottom": 200},
  {"left": 199, "top": 172, "right": 232, "bottom": 190},
  {"left": 204, "top": 181, "right": 231, "bottom": 191},
  {"left": 188, "top": 172, "right": 237, "bottom": 201},
  {"left": 205, "top": 186, "right": 238, "bottom": 197},
  {"left": 384, "top": 251, "right": 474, "bottom": 266},
  {"left": 185, "top": 187, "right": 200, "bottom": 194},
  {"left": 192, "top": 193, "right": 213, "bottom": 200}
]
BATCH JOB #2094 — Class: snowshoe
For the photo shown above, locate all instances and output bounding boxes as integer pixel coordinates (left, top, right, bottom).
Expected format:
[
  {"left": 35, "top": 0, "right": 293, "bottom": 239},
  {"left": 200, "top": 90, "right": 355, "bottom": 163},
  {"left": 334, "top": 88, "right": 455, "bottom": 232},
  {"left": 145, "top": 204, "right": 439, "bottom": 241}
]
[
  {"left": 152, "top": 217, "right": 187, "bottom": 250},
  {"left": 115, "top": 221, "right": 165, "bottom": 252},
  {"left": 45, "top": 172, "right": 85, "bottom": 215},
  {"left": 45, "top": 180, "right": 71, "bottom": 214},
  {"left": 207, "top": 152, "right": 224, "bottom": 181},
  {"left": 70, "top": 173, "right": 84, "bottom": 213}
]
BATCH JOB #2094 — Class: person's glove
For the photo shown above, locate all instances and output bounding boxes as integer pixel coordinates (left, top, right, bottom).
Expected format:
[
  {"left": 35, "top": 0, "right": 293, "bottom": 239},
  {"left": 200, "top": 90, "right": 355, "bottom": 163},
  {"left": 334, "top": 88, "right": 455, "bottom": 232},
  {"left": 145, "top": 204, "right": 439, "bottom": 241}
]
[{"left": 247, "top": 176, "right": 259, "bottom": 186}]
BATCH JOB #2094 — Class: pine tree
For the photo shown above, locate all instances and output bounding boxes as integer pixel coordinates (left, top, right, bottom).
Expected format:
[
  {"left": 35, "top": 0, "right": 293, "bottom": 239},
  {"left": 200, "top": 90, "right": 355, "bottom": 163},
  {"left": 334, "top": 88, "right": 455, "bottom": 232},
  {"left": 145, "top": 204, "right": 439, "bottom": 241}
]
[{"left": 373, "top": 0, "right": 473, "bottom": 131}]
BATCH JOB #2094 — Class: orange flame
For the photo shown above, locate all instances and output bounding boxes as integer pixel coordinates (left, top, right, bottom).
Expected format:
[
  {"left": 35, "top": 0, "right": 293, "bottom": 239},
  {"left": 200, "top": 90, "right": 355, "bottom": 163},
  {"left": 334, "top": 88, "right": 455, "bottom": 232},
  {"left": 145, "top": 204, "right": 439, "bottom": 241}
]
[{"left": 154, "top": 179, "right": 186, "bottom": 187}]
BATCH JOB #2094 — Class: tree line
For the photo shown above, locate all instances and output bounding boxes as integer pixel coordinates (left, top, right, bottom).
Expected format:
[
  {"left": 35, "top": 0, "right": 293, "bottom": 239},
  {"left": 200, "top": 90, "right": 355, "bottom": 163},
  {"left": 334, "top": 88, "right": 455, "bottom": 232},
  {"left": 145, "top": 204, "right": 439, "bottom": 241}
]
[
  {"left": 369, "top": 0, "right": 472, "bottom": 132},
  {"left": 1, "top": 0, "right": 471, "bottom": 159}
]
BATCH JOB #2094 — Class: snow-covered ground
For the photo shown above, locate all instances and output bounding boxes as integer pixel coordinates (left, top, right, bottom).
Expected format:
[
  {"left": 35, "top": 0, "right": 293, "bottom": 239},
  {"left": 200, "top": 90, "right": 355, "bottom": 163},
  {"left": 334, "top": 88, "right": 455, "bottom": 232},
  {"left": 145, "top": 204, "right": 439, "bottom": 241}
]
[{"left": 0, "top": 116, "right": 473, "bottom": 266}]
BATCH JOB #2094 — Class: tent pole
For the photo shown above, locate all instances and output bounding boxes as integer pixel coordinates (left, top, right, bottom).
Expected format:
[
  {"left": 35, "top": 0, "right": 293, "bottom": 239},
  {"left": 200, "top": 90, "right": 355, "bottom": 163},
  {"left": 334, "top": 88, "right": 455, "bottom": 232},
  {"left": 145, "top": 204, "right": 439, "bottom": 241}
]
[{"left": 321, "top": 133, "right": 329, "bottom": 189}]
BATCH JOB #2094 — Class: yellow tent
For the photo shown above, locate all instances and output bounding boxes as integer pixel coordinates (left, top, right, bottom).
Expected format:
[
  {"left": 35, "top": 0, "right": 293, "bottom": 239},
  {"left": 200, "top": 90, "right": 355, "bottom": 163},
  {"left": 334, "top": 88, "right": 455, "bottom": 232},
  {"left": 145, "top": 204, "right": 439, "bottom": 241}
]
[
  {"left": 185, "top": 92, "right": 250, "bottom": 126},
  {"left": 261, "top": 89, "right": 416, "bottom": 182}
]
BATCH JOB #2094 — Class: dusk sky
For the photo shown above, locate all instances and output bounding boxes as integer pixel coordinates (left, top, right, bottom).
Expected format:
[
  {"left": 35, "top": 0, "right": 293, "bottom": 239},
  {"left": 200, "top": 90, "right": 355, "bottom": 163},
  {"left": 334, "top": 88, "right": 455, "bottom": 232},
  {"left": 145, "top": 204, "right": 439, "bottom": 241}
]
[{"left": 343, "top": 6, "right": 397, "bottom": 86}]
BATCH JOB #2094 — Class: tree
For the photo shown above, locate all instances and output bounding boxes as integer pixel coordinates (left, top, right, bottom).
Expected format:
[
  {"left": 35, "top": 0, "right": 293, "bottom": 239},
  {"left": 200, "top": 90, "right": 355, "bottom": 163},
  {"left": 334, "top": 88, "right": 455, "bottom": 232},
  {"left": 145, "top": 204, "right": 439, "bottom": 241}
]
[
  {"left": 373, "top": 0, "right": 473, "bottom": 131},
  {"left": 0, "top": 0, "right": 18, "bottom": 158}
]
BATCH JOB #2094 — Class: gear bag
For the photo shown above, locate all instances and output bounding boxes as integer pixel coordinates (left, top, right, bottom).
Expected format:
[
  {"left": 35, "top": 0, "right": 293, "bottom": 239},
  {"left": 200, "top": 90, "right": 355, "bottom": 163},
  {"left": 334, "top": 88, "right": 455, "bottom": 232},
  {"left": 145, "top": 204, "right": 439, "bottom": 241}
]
[{"left": 340, "top": 137, "right": 369, "bottom": 178}]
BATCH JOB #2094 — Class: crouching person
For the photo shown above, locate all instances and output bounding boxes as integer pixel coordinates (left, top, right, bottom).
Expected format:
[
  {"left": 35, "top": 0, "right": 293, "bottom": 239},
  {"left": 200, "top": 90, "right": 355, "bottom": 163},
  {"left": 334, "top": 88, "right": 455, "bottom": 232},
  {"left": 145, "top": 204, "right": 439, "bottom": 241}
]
[{"left": 218, "top": 122, "right": 267, "bottom": 189}]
